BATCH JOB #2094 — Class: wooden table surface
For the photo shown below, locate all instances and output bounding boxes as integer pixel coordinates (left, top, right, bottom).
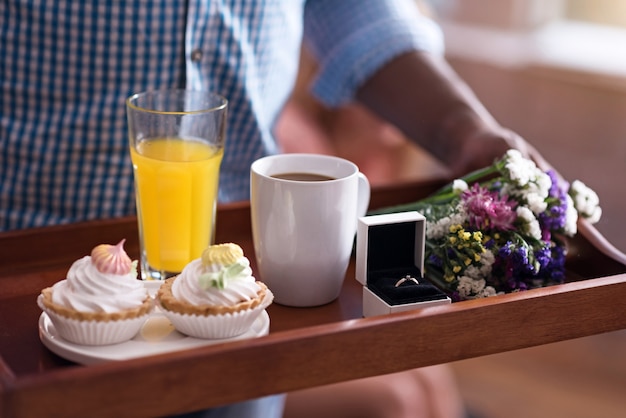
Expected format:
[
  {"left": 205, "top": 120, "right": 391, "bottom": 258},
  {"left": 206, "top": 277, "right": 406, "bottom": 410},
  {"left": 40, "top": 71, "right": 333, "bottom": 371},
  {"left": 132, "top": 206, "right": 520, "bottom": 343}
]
[{"left": 1, "top": 180, "right": 625, "bottom": 418}]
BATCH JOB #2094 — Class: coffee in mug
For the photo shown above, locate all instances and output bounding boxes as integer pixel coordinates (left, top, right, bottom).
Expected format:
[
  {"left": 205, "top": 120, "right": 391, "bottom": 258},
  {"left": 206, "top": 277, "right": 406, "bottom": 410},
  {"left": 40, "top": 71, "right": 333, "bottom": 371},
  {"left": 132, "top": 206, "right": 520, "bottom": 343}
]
[{"left": 270, "top": 172, "right": 336, "bottom": 182}]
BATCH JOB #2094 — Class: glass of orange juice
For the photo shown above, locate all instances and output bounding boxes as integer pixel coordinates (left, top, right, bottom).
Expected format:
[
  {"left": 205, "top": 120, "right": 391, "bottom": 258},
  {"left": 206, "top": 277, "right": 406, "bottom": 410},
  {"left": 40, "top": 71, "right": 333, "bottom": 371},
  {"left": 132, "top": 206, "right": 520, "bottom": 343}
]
[{"left": 126, "top": 90, "right": 228, "bottom": 280}]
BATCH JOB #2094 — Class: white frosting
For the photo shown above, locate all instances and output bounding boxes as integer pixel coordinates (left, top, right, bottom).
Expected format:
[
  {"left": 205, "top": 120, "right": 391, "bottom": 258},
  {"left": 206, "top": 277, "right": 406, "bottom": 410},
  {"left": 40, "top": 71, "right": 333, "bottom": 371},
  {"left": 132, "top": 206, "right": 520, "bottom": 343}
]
[
  {"left": 172, "top": 256, "right": 261, "bottom": 306},
  {"left": 51, "top": 256, "right": 147, "bottom": 313}
]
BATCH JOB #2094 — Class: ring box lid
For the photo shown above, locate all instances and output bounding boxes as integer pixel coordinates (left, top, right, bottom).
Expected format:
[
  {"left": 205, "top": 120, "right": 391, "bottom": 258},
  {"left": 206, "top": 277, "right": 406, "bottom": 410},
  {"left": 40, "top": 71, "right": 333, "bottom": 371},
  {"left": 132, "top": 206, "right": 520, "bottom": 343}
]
[{"left": 356, "top": 211, "right": 425, "bottom": 285}]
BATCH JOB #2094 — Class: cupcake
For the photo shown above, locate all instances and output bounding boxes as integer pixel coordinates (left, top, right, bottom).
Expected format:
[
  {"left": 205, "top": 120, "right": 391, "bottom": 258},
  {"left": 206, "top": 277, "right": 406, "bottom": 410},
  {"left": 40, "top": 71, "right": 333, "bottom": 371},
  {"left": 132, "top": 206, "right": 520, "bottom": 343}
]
[
  {"left": 37, "top": 239, "right": 153, "bottom": 345},
  {"left": 156, "top": 243, "right": 273, "bottom": 339}
]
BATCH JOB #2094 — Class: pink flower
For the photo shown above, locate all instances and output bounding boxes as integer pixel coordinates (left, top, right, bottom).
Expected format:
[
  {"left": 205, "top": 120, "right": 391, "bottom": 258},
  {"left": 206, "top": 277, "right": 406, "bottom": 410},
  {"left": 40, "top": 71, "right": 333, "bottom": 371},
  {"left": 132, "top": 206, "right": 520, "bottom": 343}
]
[{"left": 462, "top": 184, "right": 517, "bottom": 231}]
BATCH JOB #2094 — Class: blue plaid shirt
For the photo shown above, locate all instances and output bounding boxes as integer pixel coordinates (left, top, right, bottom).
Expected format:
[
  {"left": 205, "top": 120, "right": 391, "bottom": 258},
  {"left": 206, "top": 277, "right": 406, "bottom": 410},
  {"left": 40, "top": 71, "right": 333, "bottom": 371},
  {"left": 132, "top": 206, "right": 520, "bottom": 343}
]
[{"left": 0, "top": 0, "right": 442, "bottom": 230}]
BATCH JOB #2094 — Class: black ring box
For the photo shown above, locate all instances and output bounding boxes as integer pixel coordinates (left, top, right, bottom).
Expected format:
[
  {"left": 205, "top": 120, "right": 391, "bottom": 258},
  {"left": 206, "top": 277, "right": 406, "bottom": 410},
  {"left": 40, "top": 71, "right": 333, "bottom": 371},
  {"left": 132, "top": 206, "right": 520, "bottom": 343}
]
[{"left": 356, "top": 212, "right": 450, "bottom": 317}]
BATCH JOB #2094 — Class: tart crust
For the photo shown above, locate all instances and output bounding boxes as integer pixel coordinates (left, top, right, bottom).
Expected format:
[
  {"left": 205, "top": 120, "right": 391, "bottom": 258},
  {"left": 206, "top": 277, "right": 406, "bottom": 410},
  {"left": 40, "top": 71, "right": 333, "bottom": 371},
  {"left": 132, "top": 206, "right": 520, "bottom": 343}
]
[
  {"left": 39, "top": 287, "right": 153, "bottom": 322},
  {"left": 156, "top": 276, "right": 268, "bottom": 316}
]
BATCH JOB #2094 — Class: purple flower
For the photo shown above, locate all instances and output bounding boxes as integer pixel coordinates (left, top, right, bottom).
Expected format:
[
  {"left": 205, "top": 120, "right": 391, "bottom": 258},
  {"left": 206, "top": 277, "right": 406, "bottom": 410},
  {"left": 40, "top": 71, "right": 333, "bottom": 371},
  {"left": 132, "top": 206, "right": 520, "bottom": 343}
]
[
  {"left": 513, "top": 246, "right": 534, "bottom": 274},
  {"left": 539, "top": 170, "right": 569, "bottom": 232},
  {"left": 462, "top": 184, "right": 517, "bottom": 231},
  {"left": 498, "top": 241, "right": 514, "bottom": 257},
  {"left": 534, "top": 244, "right": 552, "bottom": 269},
  {"left": 537, "top": 244, "right": 567, "bottom": 283},
  {"left": 428, "top": 253, "right": 443, "bottom": 268}
]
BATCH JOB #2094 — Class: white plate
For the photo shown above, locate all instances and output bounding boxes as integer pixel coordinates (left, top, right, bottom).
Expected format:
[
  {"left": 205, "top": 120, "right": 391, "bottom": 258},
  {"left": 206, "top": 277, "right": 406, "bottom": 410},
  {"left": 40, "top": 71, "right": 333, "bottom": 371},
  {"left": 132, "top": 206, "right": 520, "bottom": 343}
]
[
  {"left": 143, "top": 280, "right": 164, "bottom": 297},
  {"left": 38, "top": 310, "right": 270, "bottom": 365}
]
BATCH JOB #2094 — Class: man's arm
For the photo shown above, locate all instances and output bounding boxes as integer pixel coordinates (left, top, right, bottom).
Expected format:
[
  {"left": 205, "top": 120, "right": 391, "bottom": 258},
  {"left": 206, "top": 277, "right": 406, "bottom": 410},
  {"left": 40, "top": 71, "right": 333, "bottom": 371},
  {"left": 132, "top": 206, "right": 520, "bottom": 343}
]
[{"left": 355, "top": 50, "right": 542, "bottom": 176}]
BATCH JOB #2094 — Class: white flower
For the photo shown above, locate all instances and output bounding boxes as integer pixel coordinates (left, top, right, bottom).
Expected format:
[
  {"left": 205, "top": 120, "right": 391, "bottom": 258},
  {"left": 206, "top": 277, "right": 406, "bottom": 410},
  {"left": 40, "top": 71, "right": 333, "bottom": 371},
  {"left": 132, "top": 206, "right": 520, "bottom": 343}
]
[
  {"left": 453, "top": 179, "right": 468, "bottom": 193},
  {"left": 457, "top": 276, "right": 480, "bottom": 298},
  {"left": 464, "top": 265, "right": 483, "bottom": 280},
  {"left": 564, "top": 195, "right": 578, "bottom": 236},
  {"left": 470, "top": 278, "right": 487, "bottom": 293},
  {"left": 504, "top": 150, "right": 551, "bottom": 199},
  {"left": 504, "top": 149, "right": 535, "bottom": 187},
  {"left": 532, "top": 173, "right": 551, "bottom": 198},
  {"left": 526, "top": 171, "right": 551, "bottom": 199},
  {"left": 426, "top": 219, "right": 448, "bottom": 240},
  {"left": 479, "top": 250, "right": 495, "bottom": 276},
  {"left": 426, "top": 205, "right": 467, "bottom": 239},
  {"left": 516, "top": 206, "right": 542, "bottom": 240},
  {"left": 458, "top": 276, "right": 496, "bottom": 299},
  {"left": 570, "top": 180, "right": 602, "bottom": 224},
  {"left": 478, "top": 286, "right": 497, "bottom": 298},
  {"left": 524, "top": 191, "right": 548, "bottom": 214},
  {"left": 587, "top": 206, "right": 602, "bottom": 224},
  {"left": 463, "top": 250, "right": 494, "bottom": 280}
]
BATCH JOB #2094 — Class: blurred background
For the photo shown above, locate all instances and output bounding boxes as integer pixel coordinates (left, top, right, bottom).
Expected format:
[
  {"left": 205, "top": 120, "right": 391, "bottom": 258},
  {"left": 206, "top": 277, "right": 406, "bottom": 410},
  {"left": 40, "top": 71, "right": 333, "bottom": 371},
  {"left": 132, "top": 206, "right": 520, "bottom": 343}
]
[{"left": 276, "top": 1, "right": 626, "bottom": 416}]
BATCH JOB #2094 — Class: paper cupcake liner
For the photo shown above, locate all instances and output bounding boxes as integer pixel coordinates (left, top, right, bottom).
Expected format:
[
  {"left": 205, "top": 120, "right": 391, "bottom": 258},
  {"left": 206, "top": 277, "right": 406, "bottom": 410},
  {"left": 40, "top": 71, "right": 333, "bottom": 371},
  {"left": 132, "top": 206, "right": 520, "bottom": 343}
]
[
  {"left": 37, "top": 295, "right": 150, "bottom": 346},
  {"left": 159, "top": 290, "right": 273, "bottom": 339}
]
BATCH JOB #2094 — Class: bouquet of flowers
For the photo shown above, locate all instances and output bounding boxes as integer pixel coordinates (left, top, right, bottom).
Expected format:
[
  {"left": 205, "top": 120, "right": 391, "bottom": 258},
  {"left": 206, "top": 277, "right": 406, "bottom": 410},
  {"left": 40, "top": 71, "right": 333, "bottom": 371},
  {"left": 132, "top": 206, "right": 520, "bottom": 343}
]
[{"left": 373, "top": 150, "right": 602, "bottom": 301}]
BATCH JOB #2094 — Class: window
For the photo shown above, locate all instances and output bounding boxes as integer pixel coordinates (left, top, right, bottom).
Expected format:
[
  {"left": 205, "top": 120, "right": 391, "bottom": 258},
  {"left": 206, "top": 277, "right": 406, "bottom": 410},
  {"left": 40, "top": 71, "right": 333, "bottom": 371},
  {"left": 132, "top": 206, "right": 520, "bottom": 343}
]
[
  {"left": 427, "top": 0, "right": 626, "bottom": 81},
  {"left": 566, "top": 0, "right": 626, "bottom": 28},
  {"left": 427, "top": 0, "right": 564, "bottom": 30}
]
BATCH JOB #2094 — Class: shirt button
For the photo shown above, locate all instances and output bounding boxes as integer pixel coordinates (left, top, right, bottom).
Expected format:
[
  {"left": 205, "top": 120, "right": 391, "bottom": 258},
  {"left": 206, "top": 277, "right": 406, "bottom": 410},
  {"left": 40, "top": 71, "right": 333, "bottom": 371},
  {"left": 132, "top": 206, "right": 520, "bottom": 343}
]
[{"left": 191, "top": 49, "right": 203, "bottom": 62}]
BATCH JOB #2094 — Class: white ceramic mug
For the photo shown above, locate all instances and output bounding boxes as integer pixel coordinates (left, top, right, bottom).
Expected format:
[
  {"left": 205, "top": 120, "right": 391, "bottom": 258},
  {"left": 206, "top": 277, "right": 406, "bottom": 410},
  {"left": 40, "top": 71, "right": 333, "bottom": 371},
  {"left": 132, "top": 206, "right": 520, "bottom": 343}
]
[{"left": 250, "top": 154, "right": 370, "bottom": 307}]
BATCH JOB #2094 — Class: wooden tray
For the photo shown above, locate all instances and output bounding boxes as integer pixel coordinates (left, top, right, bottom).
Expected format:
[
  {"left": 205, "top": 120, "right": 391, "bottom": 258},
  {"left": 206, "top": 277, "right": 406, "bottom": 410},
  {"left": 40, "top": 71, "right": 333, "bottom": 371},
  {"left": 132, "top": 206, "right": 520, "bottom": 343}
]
[{"left": 1, "top": 180, "right": 625, "bottom": 418}]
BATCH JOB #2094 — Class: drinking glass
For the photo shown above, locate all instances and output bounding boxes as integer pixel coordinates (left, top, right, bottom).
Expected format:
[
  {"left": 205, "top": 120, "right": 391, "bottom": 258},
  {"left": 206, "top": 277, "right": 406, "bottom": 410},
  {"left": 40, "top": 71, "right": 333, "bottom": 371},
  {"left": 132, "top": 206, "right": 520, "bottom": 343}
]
[{"left": 127, "top": 90, "right": 228, "bottom": 280}]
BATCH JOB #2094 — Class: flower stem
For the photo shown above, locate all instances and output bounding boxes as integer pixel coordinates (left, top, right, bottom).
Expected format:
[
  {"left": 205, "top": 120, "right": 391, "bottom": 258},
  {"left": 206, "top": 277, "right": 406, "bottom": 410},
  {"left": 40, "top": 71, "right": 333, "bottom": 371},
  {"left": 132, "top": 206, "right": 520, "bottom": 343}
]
[{"left": 369, "top": 164, "right": 500, "bottom": 215}]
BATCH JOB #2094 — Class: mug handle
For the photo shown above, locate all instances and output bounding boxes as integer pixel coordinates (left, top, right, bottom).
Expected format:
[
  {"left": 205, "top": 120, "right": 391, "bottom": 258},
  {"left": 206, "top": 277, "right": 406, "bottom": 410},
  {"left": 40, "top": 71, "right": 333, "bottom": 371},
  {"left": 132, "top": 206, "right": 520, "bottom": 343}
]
[{"left": 357, "top": 172, "right": 371, "bottom": 217}]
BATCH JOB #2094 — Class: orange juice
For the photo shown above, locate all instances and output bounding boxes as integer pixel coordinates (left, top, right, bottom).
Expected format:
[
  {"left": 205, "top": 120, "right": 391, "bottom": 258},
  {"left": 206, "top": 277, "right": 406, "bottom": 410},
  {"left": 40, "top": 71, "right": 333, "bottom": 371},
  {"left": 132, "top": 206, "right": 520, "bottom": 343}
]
[{"left": 130, "top": 137, "right": 223, "bottom": 273}]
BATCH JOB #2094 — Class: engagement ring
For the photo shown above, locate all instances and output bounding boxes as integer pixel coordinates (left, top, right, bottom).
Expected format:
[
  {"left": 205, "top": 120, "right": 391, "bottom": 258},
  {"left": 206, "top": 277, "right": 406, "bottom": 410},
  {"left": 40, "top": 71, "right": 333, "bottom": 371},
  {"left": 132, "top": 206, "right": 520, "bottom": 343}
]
[{"left": 395, "top": 275, "right": 419, "bottom": 287}]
